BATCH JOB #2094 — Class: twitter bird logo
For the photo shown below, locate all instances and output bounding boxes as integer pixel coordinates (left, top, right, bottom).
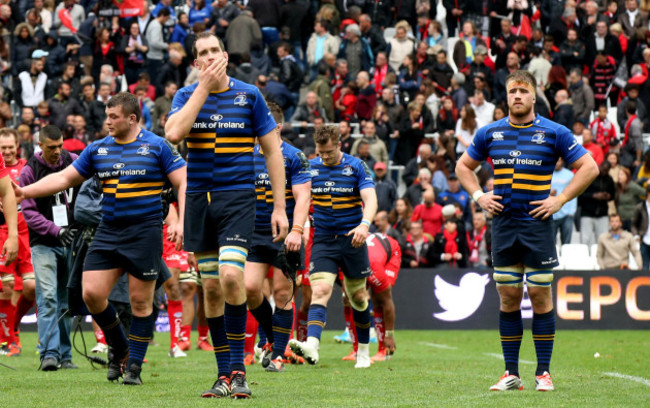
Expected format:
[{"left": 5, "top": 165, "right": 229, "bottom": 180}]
[{"left": 433, "top": 273, "right": 490, "bottom": 321}]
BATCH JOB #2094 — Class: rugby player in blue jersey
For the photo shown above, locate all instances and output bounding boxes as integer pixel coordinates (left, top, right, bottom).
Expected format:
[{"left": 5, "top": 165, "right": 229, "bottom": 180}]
[
  {"left": 14, "top": 93, "right": 187, "bottom": 385},
  {"left": 456, "top": 71, "right": 598, "bottom": 391},
  {"left": 289, "top": 124, "right": 378, "bottom": 369},
  {"left": 165, "top": 32, "right": 289, "bottom": 399},
  {"left": 244, "top": 101, "right": 311, "bottom": 373}
]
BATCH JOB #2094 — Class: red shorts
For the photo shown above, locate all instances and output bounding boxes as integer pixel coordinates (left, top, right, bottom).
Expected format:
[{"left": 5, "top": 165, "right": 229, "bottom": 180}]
[
  {"left": 162, "top": 225, "right": 190, "bottom": 272},
  {"left": 367, "top": 267, "right": 392, "bottom": 293},
  {"left": 0, "top": 228, "right": 33, "bottom": 281}
]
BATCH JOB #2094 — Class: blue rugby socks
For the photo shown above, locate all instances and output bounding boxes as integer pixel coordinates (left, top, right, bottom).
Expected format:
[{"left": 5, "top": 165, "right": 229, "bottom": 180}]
[
  {"left": 353, "top": 307, "right": 371, "bottom": 345},
  {"left": 306, "top": 304, "right": 327, "bottom": 341},
  {"left": 250, "top": 297, "right": 273, "bottom": 346},
  {"left": 207, "top": 315, "right": 230, "bottom": 378},
  {"left": 127, "top": 313, "right": 154, "bottom": 370},
  {"left": 92, "top": 304, "right": 128, "bottom": 357},
  {"left": 225, "top": 302, "right": 247, "bottom": 373},
  {"left": 271, "top": 308, "right": 293, "bottom": 359},
  {"left": 499, "top": 310, "right": 523, "bottom": 377},
  {"left": 532, "top": 310, "right": 555, "bottom": 376}
]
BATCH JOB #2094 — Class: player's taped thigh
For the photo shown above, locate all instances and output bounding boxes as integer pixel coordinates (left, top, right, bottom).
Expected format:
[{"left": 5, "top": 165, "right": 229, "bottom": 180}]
[
  {"left": 218, "top": 245, "right": 248, "bottom": 273},
  {"left": 1, "top": 273, "right": 14, "bottom": 285},
  {"left": 524, "top": 267, "right": 553, "bottom": 287},
  {"left": 493, "top": 265, "right": 525, "bottom": 287},
  {"left": 343, "top": 276, "right": 368, "bottom": 311},
  {"left": 179, "top": 269, "right": 198, "bottom": 285},
  {"left": 309, "top": 272, "right": 336, "bottom": 287},
  {"left": 195, "top": 252, "right": 220, "bottom": 280},
  {"left": 22, "top": 272, "right": 35, "bottom": 281}
]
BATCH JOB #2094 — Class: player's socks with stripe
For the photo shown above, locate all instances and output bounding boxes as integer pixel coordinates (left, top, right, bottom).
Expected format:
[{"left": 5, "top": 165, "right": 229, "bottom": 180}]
[
  {"left": 167, "top": 300, "right": 183, "bottom": 348},
  {"left": 532, "top": 310, "right": 555, "bottom": 376},
  {"left": 225, "top": 302, "right": 247, "bottom": 372},
  {"left": 0, "top": 299, "right": 16, "bottom": 345},
  {"left": 250, "top": 297, "right": 273, "bottom": 345},
  {"left": 499, "top": 310, "right": 523, "bottom": 377},
  {"left": 244, "top": 310, "right": 257, "bottom": 355},
  {"left": 296, "top": 310, "right": 308, "bottom": 342},
  {"left": 306, "top": 304, "right": 327, "bottom": 341},
  {"left": 92, "top": 304, "right": 128, "bottom": 355},
  {"left": 374, "top": 307, "right": 385, "bottom": 351},
  {"left": 127, "top": 313, "right": 155, "bottom": 370},
  {"left": 353, "top": 308, "right": 371, "bottom": 345},
  {"left": 14, "top": 294, "right": 34, "bottom": 334},
  {"left": 207, "top": 315, "right": 231, "bottom": 377},
  {"left": 271, "top": 308, "right": 293, "bottom": 359}
]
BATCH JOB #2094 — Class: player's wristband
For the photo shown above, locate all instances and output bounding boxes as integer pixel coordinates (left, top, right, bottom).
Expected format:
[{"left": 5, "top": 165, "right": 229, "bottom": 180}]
[
  {"left": 385, "top": 330, "right": 395, "bottom": 338},
  {"left": 557, "top": 193, "right": 569, "bottom": 205},
  {"left": 472, "top": 190, "right": 485, "bottom": 203},
  {"left": 291, "top": 224, "right": 304, "bottom": 234},
  {"left": 360, "top": 219, "right": 371, "bottom": 228}
]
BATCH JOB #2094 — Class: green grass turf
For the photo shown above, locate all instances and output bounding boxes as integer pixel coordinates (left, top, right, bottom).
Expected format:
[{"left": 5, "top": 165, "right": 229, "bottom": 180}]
[{"left": 1, "top": 330, "right": 649, "bottom": 407}]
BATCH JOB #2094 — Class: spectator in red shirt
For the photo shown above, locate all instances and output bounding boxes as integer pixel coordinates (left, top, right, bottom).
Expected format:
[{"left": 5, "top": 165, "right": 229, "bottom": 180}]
[
  {"left": 355, "top": 71, "right": 377, "bottom": 121},
  {"left": 582, "top": 127, "right": 604, "bottom": 165},
  {"left": 411, "top": 189, "right": 443, "bottom": 236}
]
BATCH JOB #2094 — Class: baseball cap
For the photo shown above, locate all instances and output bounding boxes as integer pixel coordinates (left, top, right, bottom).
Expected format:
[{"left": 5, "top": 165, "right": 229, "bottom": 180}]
[
  {"left": 374, "top": 162, "right": 387, "bottom": 171},
  {"left": 448, "top": 172, "right": 458, "bottom": 180},
  {"left": 31, "top": 49, "right": 49, "bottom": 59}
]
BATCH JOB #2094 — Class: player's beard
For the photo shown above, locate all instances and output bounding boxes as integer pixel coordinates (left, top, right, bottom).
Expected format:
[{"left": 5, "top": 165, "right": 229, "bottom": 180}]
[{"left": 509, "top": 102, "right": 533, "bottom": 121}]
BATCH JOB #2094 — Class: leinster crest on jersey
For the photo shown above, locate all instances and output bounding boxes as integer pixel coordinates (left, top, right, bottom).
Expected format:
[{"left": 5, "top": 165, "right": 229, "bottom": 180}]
[
  {"left": 342, "top": 165, "right": 354, "bottom": 176},
  {"left": 531, "top": 132, "right": 546, "bottom": 144},
  {"left": 234, "top": 94, "right": 247, "bottom": 106}
]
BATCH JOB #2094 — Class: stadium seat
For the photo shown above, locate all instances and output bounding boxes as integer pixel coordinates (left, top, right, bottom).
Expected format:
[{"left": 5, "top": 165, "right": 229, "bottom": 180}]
[
  {"left": 560, "top": 243, "right": 594, "bottom": 270},
  {"left": 590, "top": 244, "right": 600, "bottom": 270},
  {"left": 383, "top": 27, "right": 396, "bottom": 43},
  {"left": 446, "top": 37, "right": 459, "bottom": 73}
]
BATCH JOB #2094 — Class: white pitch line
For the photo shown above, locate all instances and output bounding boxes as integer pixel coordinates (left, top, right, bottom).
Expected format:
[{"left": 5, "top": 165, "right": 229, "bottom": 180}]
[
  {"left": 603, "top": 372, "right": 650, "bottom": 387},
  {"left": 419, "top": 342, "right": 458, "bottom": 350},
  {"left": 483, "top": 353, "right": 535, "bottom": 365}
]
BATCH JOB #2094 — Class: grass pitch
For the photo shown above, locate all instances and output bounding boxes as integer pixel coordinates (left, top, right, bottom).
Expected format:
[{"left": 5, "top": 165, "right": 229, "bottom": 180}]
[{"left": 1, "top": 330, "right": 649, "bottom": 407}]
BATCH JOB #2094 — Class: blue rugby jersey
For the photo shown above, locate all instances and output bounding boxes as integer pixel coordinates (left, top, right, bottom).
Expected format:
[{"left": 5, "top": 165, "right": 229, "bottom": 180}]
[
  {"left": 467, "top": 115, "right": 588, "bottom": 221},
  {"left": 254, "top": 141, "right": 311, "bottom": 233},
  {"left": 169, "top": 78, "right": 277, "bottom": 193},
  {"left": 310, "top": 153, "right": 375, "bottom": 236},
  {"left": 72, "top": 130, "right": 185, "bottom": 223}
]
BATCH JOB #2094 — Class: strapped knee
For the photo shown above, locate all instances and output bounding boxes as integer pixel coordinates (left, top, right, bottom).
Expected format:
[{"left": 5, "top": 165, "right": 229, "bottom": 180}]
[
  {"left": 218, "top": 246, "right": 248, "bottom": 273},
  {"left": 309, "top": 272, "right": 336, "bottom": 287},
  {"left": 343, "top": 277, "right": 368, "bottom": 311},
  {"left": 196, "top": 252, "right": 220, "bottom": 279},
  {"left": 179, "top": 269, "right": 198, "bottom": 285},
  {"left": 493, "top": 265, "right": 524, "bottom": 287},
  {"left": 525, "top": 267, "right": 554, "bottom": 287},
  {"left": 22, "top": 273, "right": 35, "bottom": 281}
]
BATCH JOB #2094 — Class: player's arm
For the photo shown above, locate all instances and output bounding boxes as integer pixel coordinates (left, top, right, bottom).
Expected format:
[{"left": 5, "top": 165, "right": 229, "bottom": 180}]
[
  {"left": 167, "top": 166, "right": 187, "bottom": 250},
  {"left": 348, "top": 187, "right": 378, "bottom": 248},
  {"left": 165, "top": 58, "right": 227, "bottom": 143},
  {"left": 530, "top": 153, "right": 599, "bottom": 220},
  {"left": 285, "top": 181, "right": 311, "bottom": 252},
  {"left": 258, "top": 132, "right": 288, "bottom": 242},
  {"left": 0, "top": 175, "right": 18, "bottom": 265},
  {"left": 14, "top": 165, "right": 85, "bottom": 203},
  {"left": 456, "top": 152, "right": 503, "bottom": 214}
]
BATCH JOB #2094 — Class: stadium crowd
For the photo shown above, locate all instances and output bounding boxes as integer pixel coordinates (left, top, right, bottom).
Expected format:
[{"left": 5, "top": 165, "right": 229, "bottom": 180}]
[{"left": 0, "top": 0, "right": 648, "bottom": 381}]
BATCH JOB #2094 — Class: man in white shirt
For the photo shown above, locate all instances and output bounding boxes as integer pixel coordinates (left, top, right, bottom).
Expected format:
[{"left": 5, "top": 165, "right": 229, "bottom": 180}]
[{"left": 471, "top": 89, "right": 495, "bottom": 129}]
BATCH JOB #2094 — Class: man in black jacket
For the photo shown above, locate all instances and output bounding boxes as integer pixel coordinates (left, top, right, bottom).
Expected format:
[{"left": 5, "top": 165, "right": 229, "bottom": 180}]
[{"left": 578, "top": 161, "right": 616, "bottom": 247}]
